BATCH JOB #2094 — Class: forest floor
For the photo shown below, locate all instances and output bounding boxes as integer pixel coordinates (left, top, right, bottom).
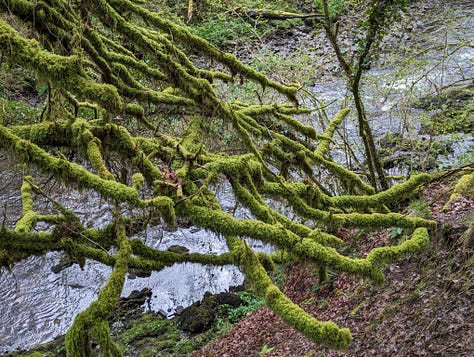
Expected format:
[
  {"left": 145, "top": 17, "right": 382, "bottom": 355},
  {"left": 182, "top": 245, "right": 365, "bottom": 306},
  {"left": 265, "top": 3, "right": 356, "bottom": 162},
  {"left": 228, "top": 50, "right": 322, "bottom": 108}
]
[{"left": 193, "top": 175, "right": 474, "bottom": 356}]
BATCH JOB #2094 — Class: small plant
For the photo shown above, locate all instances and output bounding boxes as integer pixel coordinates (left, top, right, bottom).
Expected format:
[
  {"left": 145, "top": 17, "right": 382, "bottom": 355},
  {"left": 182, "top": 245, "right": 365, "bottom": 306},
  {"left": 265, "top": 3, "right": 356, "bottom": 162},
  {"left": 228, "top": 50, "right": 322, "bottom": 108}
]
[
  {"left": 214, "top": 317, "right": 233, "bottom": 335},
  {"left": 388, "top": 227, "right": 404, "bottom": 241},
  {"left": 259, "top": 344, "right": 275, "bottom": 356},
  {"left": 191, "top": 16, "right": 257, "bottom": 47},
  {"left": 318, "top": 297, "right": 329, "bottom": 309},
  {"left": 409, "top": 199, "right": 431, "bottom": 219},
  {"left": 313, "top": 0, "right": 347, "bottom": 19},
  {"left": 227, "top": 291, "right": 264, "bottom": 323},
  {"left": 0, "top": 98, "right": 41, "bottom": 126}
]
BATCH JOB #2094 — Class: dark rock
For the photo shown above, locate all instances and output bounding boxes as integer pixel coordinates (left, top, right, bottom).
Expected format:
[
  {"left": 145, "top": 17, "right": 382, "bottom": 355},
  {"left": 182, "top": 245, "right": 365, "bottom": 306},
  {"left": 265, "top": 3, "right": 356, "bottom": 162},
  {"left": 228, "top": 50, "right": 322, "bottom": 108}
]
[
  {"left": 177, "top": 302, "right": 216, "bottom": 333},
  {"left": 177, "top": 292, "right": 243, "bottom": 333},
  {"left": 214, "top": 292, "right": 242, "bottom": 308},
  {"left": 125, "top": 288, "right": 151, "bottom": 301},
  {"left": 110, "top": 288, "right": 152, "bottom": 324},
  {"left": 157, "top": 309, "right": 168, "bottom": 319},
  {"left": 51, "top": 257, "right": 73, "bottom": 273},
  {"left": 128, "top": 268, "right": 152, "bottom": 278},
  {"left": 229, "top": 284, "right": 245, "bottom": 293},
  {"left": 167, "top": 245, "right": 190, "bottom": 254},
  {"left": 135, "top": 269, "right": 152, "bottom": 278}
]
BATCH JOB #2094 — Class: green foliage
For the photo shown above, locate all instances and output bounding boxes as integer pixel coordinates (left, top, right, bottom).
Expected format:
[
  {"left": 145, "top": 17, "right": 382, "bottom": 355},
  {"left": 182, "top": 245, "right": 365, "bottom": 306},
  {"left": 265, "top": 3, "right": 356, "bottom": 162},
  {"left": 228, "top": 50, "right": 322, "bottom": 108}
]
[
  {"left": 214, "top": 317, "right": 234, "bottom": 335},
  {"left": 0, "top": 98, "right": 40, "bottom": 126},
  {"left": 418, "top": 87, "right": 474, "bottom": 135},
  {"left": 191, "top": 15, "right": 257, "bottom": 47},
  {"left": 409, "top": 199, "right": 431, "bottom": 219},
  {"left": 313, "top": 0, "right": 347, "bottom": 19},
  {"left": 227, "top": 292, "right": 264, "bottom": 323},
  {"left": 120, "top": 314, "right": 179, "bottom": 345},
  {"left": 116, "top": 313, "right": 187, "bottom": 356},
  {"left": 0, "top": 64, "right": 36, "bottom": 99},
  {"left": 159, "top": 0, "right": 303, "bottom": 47},
  {"left": 318, "top": 297, "right": 329, "bottom": 309},
  {"left": 458, "top": 149, "right": 474, "bottom": 166},
  {"left": 259, "top": 344, "right": 275, "bottom": 356},
  {"left": 388, "top": 227, "right": 404, "bottom": 241}
]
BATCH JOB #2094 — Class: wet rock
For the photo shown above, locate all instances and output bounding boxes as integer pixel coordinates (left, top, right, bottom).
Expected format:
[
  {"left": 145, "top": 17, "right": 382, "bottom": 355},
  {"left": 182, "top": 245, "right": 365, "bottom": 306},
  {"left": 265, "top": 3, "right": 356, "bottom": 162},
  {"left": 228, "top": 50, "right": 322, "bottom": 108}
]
[
  {"left": 177, "top": 303, "right": 216, "bottom": 333},
  {"left": 379, "top": 132, "right": 454, "bottom": 171},
  {"left": 214, "top": 292, "right": 242, "bottom": 308},
  {"left": 127, "top": 268, "right": 152, "bottom": 279},
  {"left": 156, "top": 309, "right": 168, "bottom": 319},
  {"left": 51, "top": 257, "right": 73, "bottom": 273},
  {"left": 382, "top": 151, "right": 411, "bottom": 169},
  {"left": 110, "top": 288, "right": 152, "bottom": 324},
  {"left": 177, "top": 292, "right": 243, "bottom": 333},
  {"left": 229, "top": 284, "right": 245, "bottom": 293},
  {"left": 167, "top": 245, "right": 190, "bottom": 254},
  {"left": 416, "top": 86, "right": 474, "bottom": 135}
]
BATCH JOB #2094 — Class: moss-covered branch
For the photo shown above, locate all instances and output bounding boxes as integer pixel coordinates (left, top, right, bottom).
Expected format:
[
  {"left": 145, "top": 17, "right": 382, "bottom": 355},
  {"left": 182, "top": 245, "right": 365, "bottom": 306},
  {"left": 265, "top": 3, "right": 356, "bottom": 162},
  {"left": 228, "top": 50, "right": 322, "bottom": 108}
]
[
  {"left": 65, "top": 214, "right": 130, "bottom": 356},
  {"left": 0, "top": 0, "right": 436, "bottom": 352},
  {"left": 227, "top": 236, "right": 352, "bottom": 349}
]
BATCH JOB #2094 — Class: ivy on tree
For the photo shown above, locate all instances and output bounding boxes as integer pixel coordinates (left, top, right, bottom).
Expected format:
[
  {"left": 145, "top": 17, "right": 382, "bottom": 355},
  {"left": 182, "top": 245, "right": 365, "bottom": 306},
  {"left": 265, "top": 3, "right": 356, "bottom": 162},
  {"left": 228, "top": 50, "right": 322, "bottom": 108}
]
[{"left": 0, "top": 0, "right": 435, "bottom": 354}]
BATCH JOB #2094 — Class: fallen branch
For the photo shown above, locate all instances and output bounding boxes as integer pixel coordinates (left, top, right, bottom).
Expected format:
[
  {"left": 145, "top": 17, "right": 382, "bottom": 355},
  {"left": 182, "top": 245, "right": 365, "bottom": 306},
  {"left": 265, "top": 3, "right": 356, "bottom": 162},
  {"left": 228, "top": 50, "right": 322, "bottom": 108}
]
[{"left": 233, "top": 7, "right": 324, "bottom": 22}]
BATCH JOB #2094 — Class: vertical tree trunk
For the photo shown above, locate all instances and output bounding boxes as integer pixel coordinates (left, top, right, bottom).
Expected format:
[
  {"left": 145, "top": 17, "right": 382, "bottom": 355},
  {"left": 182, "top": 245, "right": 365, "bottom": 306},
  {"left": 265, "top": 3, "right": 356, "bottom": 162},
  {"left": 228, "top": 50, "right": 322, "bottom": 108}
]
[{"left": 322, "top": 0, "right": 389, "bottom": 191}]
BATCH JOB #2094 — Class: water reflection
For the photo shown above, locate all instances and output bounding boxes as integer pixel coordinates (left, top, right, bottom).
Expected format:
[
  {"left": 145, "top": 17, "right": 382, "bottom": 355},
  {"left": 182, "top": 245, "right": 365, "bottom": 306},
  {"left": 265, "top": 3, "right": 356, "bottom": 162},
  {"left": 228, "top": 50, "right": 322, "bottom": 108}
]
[{"left": 0, "top": 253, "right": 111, "bottom": 354}]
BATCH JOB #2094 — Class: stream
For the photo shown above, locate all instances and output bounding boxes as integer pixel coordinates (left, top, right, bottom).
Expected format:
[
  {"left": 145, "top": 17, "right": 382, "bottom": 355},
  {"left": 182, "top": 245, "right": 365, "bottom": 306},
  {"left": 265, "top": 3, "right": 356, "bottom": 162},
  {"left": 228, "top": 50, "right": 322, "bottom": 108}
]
[
  {"left": 1, "top": 0, "right": 473, "bottom": 354},
  {"left": 308, "top": 0, "right": 474, "bottom": 173},
  {"left": 0, "top": 173, "right": 267, "bottom": 354}
]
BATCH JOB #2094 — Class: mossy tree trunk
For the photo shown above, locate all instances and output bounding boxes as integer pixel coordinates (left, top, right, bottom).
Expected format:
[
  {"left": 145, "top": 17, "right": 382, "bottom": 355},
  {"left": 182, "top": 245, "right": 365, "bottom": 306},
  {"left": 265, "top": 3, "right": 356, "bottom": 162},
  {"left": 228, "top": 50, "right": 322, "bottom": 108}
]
[{"left": 321, "top": 0, "right": 410, "bottom": 191}]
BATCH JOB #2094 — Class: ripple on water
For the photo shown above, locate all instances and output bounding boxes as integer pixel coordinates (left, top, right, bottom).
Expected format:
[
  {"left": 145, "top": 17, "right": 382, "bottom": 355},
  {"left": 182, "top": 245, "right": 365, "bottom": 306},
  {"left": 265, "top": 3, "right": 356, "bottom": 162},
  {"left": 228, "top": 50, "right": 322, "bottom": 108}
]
[{"left": 0, "top": 253, "right": 112, "bottom": 354}]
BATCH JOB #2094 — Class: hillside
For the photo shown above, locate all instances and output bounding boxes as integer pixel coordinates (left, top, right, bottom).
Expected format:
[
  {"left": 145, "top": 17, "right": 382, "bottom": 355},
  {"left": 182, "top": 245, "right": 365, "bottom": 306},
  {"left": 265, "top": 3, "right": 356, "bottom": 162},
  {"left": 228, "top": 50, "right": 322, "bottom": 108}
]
[{"left": 195, "top": 176, "right": 474, "bottom": 356}]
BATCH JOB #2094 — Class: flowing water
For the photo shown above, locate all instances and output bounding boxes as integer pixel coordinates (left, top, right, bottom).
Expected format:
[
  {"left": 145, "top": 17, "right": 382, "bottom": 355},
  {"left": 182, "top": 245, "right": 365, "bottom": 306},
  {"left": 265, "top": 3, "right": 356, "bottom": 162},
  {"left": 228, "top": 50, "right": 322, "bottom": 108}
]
[
  {"left": 1, "top": 0, "right": 473, "bottom": 354},
  {"left": 309, "top": 0, "right": 474, "bottom": 173},
  {"left": 0, "top": 170, "right": 266, "bottom": 354}
]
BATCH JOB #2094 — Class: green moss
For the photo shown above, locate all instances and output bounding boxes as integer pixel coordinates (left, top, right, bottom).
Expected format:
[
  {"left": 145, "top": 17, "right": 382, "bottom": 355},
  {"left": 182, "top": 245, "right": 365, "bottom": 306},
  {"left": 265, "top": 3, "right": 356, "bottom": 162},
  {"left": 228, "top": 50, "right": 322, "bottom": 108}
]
[
  {"left": 0, "top": 0, "right": 436, "bottom": 351},
  {"left": 225, "top": 235, "right": 352, "bottom": 349},
  {"left": 315, "top": 108, "right": 350, "bottom": 156},
  {"left": 132, "top": 173, "right": 144, "bottom": 192},
  {"left": 0, "top": 125, "right": 145, "bottom": 206},
  {"left": 367, "top": 227, "right": 430, "bottom": 269},
  {"left": 443, "top": 171, "right": 474, "bottom": 210},
  {"left": 66, "top": 220, "right": 130, "bottom": 356},
  {"left": 330, "top": 173, "right": 432, "bottom": 209},
  {"left": 129, "top": 238, "right": 233, "bottom": 267},
  {"left": 266, "top": 286, "right": 352, "bottom": 349},
  {"left": 333, "top": 212, "right": 436, "bottom": 230},
  {"left": 15, "top": 176, "right": 37, "bottom": 233}
]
